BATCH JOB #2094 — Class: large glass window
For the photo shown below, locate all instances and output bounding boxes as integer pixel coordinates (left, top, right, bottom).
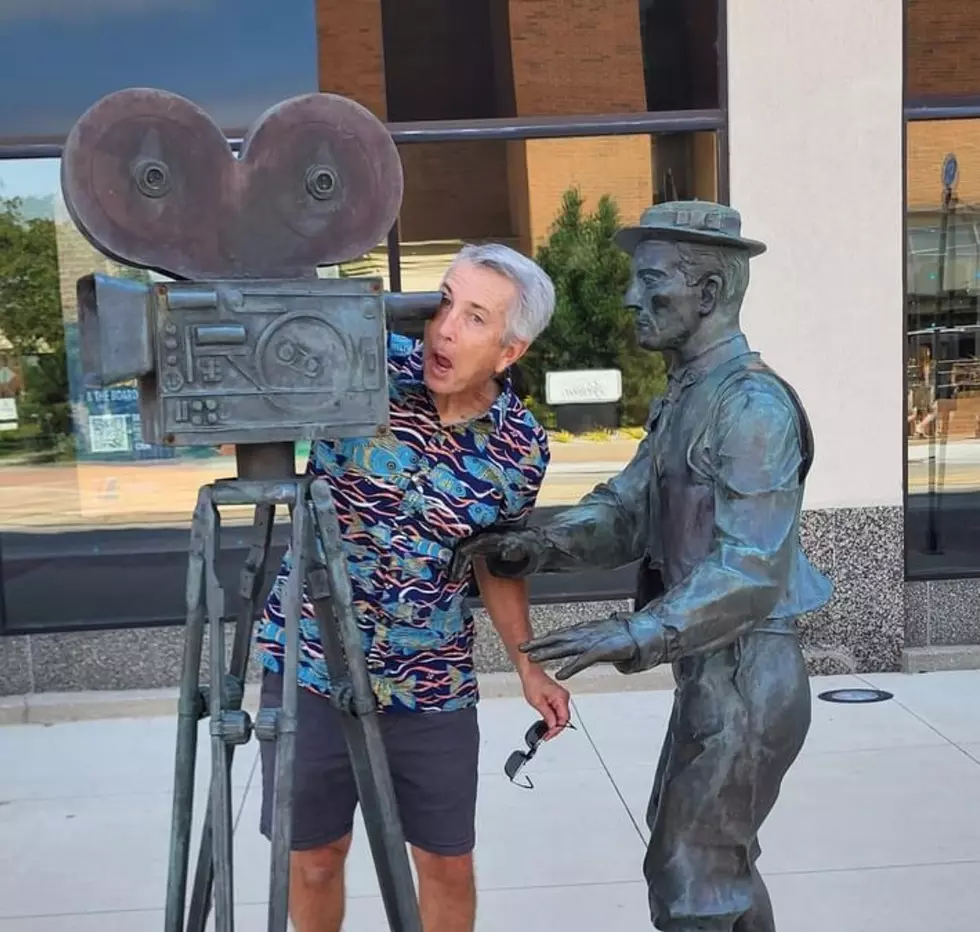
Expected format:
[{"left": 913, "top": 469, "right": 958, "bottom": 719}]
[
  {"left": 0, "top": 127, "right": 720, "bottom": 629},
  {"left": 367, "top": 130, "right": 719, "bottom": 511},
  {"left": 0, "top": 1, "right": 727, "bottom": 633},
  {"left": 904, "top": 3, "right": 980, "bottom": 578},
  {"left": 0, "top": 158, "right": 302, "bottom": 631},
  {"left": 905, "top": 121, "right": 980, "bottom": 577}
]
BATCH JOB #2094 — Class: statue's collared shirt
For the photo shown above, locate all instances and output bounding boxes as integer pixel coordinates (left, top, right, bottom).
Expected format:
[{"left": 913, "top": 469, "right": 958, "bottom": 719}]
[{"left": 255, "top": 332, "right": 550, "bottom": 713}]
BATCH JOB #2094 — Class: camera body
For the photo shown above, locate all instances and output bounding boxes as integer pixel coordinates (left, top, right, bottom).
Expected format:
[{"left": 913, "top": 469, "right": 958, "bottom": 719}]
[{"left": 78, "top": 273, "right": 392, "bottom": 447}]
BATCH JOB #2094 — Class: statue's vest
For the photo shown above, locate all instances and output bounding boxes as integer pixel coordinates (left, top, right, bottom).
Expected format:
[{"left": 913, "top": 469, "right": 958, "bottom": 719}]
[{"left": 635, "top": 350, "right": 819, "bottom": 634}]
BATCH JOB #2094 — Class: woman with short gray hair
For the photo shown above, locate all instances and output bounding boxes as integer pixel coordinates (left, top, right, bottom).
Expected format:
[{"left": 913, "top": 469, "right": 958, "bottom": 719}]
[{"left": 254, "top": 240, "right": 567, "bottom": 932}]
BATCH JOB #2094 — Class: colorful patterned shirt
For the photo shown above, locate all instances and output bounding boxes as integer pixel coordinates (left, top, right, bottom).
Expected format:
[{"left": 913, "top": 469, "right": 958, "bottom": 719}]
[{"left": 255, "top": 332, "right": 550, "bottom": 714}]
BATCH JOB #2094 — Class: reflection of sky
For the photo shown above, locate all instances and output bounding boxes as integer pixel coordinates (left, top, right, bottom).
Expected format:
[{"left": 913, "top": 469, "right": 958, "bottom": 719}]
[
  {"left": 0, "top": 0, "right": 318, "bottom": 143},
  {"left": 0, "top": 159, "right": 61, "bottom": 200}
]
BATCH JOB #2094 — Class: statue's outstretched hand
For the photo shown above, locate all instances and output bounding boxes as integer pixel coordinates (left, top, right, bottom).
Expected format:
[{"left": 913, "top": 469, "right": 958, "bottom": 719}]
[
  {"left": 520, "top": 613, "right": 639, "bottom": 680},
  {"left": 449, "top": 526, "right": 547, "bottom": 582}
]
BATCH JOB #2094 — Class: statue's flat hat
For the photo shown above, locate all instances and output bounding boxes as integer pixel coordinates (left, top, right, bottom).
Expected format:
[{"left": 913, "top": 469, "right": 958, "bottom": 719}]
[{"left": 613, "top": 201, "right": 767, "bottom": 257}]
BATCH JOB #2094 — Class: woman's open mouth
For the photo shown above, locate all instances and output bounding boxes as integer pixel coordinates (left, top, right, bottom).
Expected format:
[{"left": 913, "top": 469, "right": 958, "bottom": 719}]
[{"left": 430, "top": 351, "right": 453, "bottom": 376}]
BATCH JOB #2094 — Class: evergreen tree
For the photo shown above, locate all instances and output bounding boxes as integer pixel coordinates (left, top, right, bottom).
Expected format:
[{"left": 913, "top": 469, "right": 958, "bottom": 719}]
[
  {"left": 523, "top": 187, "right": 666, "bottom": 429},
  {"left": 0, "top": 196, "right": 71, "bottom": 451}
]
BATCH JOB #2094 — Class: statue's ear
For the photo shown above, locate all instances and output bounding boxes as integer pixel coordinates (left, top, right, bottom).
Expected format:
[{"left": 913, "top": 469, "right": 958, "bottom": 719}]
[{"left": 699, "top": 275, "right": 722, "bottom": 316}]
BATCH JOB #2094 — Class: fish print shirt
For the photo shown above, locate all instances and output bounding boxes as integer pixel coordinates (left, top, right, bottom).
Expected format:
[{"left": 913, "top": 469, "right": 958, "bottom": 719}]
[{"left": 254, "top": 332, "right": 550, "bottom": 714}]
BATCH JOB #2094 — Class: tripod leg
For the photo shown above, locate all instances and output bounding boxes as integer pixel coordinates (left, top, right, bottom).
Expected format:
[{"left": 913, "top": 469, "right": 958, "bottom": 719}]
[
  {"left": 306, "top": 478, "right": 423, "bottom": 932},
  {"left": 164, "top": 488, "right": 211, "bottom": 932},
  {"left": 187, "top": 502, "right": 276, "bottom": 932},
  {"left": 202, "top": 491, "right": 237, "bottom": 932},
  {"left": 265, "top": 487, "right": 308, "bottom": 932}
]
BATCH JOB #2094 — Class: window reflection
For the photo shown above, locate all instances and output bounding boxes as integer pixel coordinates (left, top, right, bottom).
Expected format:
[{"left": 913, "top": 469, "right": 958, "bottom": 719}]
[
  {"left": 906, "top": 120, "right": 980, "bottom": 576},
  {"left": 0, "top": 158, "right": 308, "bottom": 534},
  {"left": 0, "top": 135, "right": 717, "bottom": 628},
  {"left": 0, "top": 132, "right": 719, "bottom": 536},
  {"left": 0, "top": 157, "right": 399, "bottom": 631},
  {"left": 392, "top": 131, "right": 719, "bottom": 507}
]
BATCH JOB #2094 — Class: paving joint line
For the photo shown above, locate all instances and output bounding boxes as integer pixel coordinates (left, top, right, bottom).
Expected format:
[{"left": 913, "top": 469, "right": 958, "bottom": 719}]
[
  {"left": 233, "top": 748, "right": 259, "bottom": 833},
  {"left": 233, "top": 875, "right": 651, "bottom": 908},
  {"left": 853, "top": 672, "right": 980, "bottom": 766},
  {"left": 762, "top": 856, "right": 980, "bottom": 878}
]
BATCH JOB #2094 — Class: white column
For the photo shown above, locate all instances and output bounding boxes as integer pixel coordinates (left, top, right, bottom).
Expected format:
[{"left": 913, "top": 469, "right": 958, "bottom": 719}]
[{"left": 726, "top": 0, "right": 905, "bottom": 510}]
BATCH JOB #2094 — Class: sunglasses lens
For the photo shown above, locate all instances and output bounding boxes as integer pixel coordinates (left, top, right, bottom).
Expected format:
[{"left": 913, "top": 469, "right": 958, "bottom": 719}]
[
  {"left": 525, "top": 720, "right": 548, "bottom": 747},
  {"left": 505, "top": 750, "right": 527, "bottom": 780}
]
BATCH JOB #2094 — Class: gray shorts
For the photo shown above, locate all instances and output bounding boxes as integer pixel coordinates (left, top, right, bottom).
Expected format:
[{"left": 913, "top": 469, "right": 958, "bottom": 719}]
[{"left": 258, "top": 671, "right": 480, "bottom": 856}]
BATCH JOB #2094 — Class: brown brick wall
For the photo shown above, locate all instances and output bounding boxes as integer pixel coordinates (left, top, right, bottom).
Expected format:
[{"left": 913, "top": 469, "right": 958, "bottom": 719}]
[
  {"left": 316, "top": 0, "right": 387, "bottom": 118},
  {"left": 908, "top": 0, "right": 980, "bottom": 99},
  {"left": 907, "top": 120, "right": 980, "bottom": 209},
  {"left": 519, "top": 136, "right": 653, "bottom": 251},
  {"left": 507, "top": 0, "right": 646, "bottom": 115},
  {"left": 502, "top": 0, "right": 651, "bottom": 255},
  {"left": 312, "top": 1, "right": 711, "bottom": 264}
]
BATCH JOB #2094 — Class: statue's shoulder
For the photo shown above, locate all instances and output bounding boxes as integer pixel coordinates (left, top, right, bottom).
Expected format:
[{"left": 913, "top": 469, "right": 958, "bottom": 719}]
[
  {"left": 704, "top": 353, "right": 800, "bottom": 415},
  {"left": 708, "top": 355, "right": 815, "bottom": 481}
]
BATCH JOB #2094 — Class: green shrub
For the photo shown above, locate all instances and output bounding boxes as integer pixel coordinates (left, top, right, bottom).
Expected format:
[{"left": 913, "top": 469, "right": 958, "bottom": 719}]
[{"left": 523, "top": 188, "right": 666, "bottom": 430}]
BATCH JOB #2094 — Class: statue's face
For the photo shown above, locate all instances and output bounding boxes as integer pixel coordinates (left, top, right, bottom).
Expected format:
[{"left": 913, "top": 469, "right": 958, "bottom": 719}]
[{"left": 623, "top": 241, "right": 715, "bottom": 353}]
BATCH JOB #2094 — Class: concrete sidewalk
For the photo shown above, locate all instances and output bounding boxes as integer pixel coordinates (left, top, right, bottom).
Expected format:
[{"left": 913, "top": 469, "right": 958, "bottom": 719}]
[{"left": 2, "top": 670, "right": 980, "bottom": 931}]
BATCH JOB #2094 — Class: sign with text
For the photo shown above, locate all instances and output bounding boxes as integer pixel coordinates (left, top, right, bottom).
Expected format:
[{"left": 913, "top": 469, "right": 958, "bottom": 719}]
[
  {"left": 545, "top": 369, "right": 622, "bottom": 406},
  {"left": 0, "top": 396, "right": 17, "bottom": 430}
]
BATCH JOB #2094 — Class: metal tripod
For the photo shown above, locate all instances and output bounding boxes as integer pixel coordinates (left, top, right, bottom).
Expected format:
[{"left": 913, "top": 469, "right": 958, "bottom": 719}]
[{"left": 163, "top": 442, "right": 422, "bottom": 932}]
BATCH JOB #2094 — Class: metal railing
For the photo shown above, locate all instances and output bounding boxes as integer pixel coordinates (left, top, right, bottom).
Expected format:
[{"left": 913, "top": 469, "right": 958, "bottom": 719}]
[
  {"left": 906, "top": 98, "right": 980, "bottom": 123},
  {"left": 0, "top": 109, "right": 727, "bottom": 161}
]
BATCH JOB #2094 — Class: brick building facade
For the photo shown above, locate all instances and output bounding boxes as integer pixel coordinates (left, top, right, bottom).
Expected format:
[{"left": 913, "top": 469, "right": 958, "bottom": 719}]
[
  {"left": 907, "top": 0, "right": 980, "bottom": 99},
  {"left": 907, "top": 2, "right": 980, "bottom": 212},
  {"left": 316, "top": 0, "right": 716, "bottom": 263}
]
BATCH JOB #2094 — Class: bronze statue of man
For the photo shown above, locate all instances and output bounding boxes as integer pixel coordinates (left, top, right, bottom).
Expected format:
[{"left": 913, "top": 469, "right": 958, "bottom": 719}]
[{"left": 454, "top": 202, "right": 833, "bottom": 932}]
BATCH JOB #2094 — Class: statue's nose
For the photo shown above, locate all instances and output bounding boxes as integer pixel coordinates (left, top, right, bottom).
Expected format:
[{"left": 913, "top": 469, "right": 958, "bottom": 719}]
[{"left": 624, "top": 280, "right": 644, "bottom": 309}]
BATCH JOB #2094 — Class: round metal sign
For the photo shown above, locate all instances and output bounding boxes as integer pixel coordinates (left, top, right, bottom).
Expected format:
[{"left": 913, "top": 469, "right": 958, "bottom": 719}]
[
  {"left": 942, "top": 153, "right": 959, "bottom": 189},
  {"left": 817, "top": 687, "right": 894, "bottom": 704}
]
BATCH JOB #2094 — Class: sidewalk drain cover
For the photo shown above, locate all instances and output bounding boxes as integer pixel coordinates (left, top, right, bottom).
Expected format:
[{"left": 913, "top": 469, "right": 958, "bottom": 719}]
[{"left": 817, "top": 688, "right": 894, "bottom": 704}]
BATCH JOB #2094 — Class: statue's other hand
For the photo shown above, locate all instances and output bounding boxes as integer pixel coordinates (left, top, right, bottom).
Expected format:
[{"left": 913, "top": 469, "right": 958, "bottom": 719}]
[
  {"left": 449, "top": 527, "right": 545, "bottom": 582},
  {"left": 519, "top": 614, "right": 638, "bottom": 681}
]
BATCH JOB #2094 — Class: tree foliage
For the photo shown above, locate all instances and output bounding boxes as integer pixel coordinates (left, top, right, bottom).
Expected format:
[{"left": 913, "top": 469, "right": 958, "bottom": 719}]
[
  {"left": 522, "top": 187, "right": 666, "bottom": 428},
  {"left": 0, "top": 196, "right": 70, "bottom": 447}
]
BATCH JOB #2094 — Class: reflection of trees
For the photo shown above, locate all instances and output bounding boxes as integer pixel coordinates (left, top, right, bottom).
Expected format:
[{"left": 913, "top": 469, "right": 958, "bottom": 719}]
[
  {"left": 522, "top": 188, "right": 667, "bottom": 429},
  {"left": 0, "top": 195, "right": 71, "bottom": 457}
]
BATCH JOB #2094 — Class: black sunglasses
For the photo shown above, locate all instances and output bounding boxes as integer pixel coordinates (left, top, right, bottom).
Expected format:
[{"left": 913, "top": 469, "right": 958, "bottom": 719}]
[{"left": 504, "top": 718, "right": 576, "bottom": 789}]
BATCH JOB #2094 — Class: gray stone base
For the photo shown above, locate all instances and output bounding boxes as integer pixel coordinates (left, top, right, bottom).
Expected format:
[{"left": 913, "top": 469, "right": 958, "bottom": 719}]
[
  {"left": 905, "top": 577, "right": 980, "bottom": 649},
  {"left": 0, "top": 503, "right": 950, "bottom": 698},
  {"left": 797, "top": 504, "right": 905, "bottom": 675},
  {"left": 901, "top": 645, "right": 980, "bottom": 674}
]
